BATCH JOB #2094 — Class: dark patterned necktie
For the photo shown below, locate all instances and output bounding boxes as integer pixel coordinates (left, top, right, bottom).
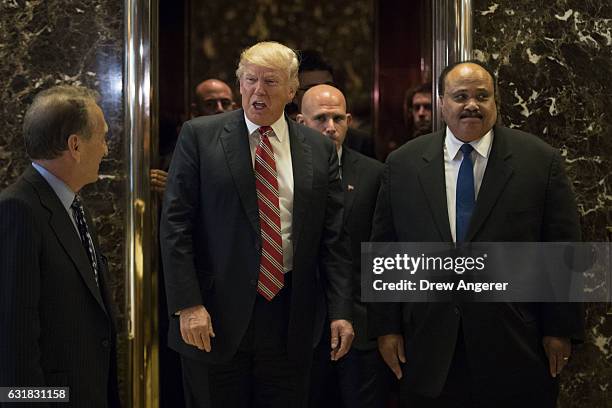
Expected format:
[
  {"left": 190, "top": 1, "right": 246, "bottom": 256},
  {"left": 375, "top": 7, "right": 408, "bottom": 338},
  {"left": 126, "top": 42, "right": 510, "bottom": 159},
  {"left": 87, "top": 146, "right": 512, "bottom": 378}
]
[
  {"left": 71, "top": 196, "right": 99, "bottom": 286},
  {"left": 255, "top": 126, "right": 284, "bottom": 300},
  {"left": 456, "top": 143, "right": 475, "bottom": 243}
]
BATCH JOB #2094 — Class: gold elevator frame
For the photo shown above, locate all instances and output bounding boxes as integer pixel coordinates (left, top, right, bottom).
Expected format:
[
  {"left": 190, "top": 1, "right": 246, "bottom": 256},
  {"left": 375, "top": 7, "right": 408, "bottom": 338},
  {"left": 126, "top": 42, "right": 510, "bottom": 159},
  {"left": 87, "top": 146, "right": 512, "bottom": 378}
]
[
  {"left": 123, "top": 1, "right": 472, "bottom": 406},
  {"left": 125, "top": 0, "right": 159, "bottom": 406}
]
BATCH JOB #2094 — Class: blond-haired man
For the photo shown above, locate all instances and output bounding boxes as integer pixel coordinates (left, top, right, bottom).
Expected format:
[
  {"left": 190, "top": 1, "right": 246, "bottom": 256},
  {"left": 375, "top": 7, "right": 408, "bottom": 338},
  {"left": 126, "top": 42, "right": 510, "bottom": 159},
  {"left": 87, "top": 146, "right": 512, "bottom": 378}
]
[{"left": 161, "top": 41, "right": 354, "bottom": 407}]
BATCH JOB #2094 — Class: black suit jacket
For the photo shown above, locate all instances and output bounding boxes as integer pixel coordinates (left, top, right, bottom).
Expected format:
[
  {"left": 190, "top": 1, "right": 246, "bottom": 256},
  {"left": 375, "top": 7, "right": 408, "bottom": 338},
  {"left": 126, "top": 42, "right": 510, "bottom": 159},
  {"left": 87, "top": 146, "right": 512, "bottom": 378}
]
[
  {"left": 161, "top": 109, "right": 352, "bottom": 364},
  {"left": 344, "top": 128, "right": 375, "bottom": 158},
  {"left": 340, "top": 147, "right": 383, "bottom": 350},
  {"left": 369, "top": 126, "right": 583, "bottom": 398},
  {"left": 0, "top": 166, "right": 119, "bottom": 408}
]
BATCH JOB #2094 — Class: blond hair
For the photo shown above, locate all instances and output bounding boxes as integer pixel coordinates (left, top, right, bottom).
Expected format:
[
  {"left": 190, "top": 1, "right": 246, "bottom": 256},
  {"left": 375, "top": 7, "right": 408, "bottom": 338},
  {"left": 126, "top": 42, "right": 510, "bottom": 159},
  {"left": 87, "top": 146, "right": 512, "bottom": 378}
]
[{"left": 236, "top": 41, "right": 299, "bottom": 92}]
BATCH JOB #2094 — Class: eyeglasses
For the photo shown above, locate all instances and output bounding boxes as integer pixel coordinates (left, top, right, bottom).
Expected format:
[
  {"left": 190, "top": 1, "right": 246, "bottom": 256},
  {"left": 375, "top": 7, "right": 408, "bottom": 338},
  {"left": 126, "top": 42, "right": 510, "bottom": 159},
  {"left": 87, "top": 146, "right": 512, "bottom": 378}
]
[{"left": 202, "top": 98, "right": 233, "bottom": 110}]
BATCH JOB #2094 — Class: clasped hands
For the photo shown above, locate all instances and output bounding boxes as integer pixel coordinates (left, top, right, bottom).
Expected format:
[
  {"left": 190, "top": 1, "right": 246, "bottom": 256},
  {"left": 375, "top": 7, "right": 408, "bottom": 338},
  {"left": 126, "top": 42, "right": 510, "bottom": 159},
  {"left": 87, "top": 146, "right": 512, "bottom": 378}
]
[
  {"left": 179, "top": 305, "right": 355, "bottom": 360},
  {"left": 378, "top": 334, "right": 572, "bottom": 380}
]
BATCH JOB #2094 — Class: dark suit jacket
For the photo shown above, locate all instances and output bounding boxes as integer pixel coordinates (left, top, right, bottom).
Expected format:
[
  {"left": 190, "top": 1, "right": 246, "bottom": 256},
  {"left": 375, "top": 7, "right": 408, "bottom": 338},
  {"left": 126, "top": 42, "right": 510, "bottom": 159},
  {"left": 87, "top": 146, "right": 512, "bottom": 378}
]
[
  {"left": 344, "top": 128, "right": 375, "bottom": 159},
  {"left": 340, "top": 147, "right": 383, "bottom": 350},
  {"left": 161, "top": 109, "right": 352, "bottom": 365},
  {"left": 369, "top": 126, "right": 583, "bottom": 399},
  {"left": 0, "top": 166, "right": 119, "bottom": 408}
]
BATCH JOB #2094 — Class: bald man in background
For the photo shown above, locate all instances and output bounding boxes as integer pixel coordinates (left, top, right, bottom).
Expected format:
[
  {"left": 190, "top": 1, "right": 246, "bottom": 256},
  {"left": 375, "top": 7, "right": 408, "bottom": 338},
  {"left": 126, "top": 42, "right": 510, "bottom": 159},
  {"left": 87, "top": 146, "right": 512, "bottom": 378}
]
[
  {"left": 298, "top": 85, "right": 390, "bottom": 408},
  {"left": 151, "top": 79, "right": 237, "bottom": 194},
  {"left": 192, "top": 78, "right": 237, "bottom": 118}
]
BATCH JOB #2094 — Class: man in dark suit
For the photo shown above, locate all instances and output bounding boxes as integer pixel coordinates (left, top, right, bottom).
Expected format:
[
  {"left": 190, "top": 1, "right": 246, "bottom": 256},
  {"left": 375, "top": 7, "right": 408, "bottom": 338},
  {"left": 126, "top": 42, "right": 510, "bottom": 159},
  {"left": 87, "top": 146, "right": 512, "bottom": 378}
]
[
  {"left": 369, "top": 61, "right": 583, "bottom": 407},
  {"left": 161, "top": 41, "right": 354, "bottom": 408},
  {"left": 297, "top": 84, "right": 390, "bottom": 408},
  {"left": 0, "top": 85, "right": 120, "bottom": 407}
]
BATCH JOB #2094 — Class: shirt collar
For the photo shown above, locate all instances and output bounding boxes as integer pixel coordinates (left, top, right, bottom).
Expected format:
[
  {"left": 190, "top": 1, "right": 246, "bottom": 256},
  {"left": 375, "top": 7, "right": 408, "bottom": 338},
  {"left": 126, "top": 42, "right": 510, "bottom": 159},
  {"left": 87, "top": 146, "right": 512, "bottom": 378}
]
[
  {"left": 445, "top": 126, "right": 494, "bottom": 160},
  {"left": 337, "top": 146, "right": 343, "bottom": 164},
  {"left": 31, "top": 162, "right": 76, "bottom": 212},
  {"left": 244, "top": 112, "right": 288, "bottom": 142}
]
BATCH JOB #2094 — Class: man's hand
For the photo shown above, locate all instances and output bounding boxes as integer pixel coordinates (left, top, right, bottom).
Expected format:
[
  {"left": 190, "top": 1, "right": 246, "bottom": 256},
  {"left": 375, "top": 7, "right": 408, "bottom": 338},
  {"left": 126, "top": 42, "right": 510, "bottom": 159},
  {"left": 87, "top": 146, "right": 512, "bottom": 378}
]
[
  {"left": 330, "top": 319, "right": 354, "bottom": 361},
  {"left": 179, "top": 305, "right": 215, "bottom": 352},
  {"left": 150, "top": 169, "right": 168, "bottom": 194},
  {"left": 378, "top": 334, "right": 406, "bottom": 379},
  {"left": 542, "top": 336, "right": 571, "bottom": 378}
]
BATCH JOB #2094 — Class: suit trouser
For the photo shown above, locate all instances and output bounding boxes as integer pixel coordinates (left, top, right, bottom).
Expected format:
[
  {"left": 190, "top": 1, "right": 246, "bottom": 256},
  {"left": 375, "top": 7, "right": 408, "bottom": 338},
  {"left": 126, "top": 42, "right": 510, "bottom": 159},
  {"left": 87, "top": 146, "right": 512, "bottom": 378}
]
[
  {"left": 399, "top": 326, "right": 558, "bottom": 408},
  {"left": 309, "top": 330, "right": 393, "bottom": 408},
  {"left": 181, "top": 281, "right": 310, "bottom": 408}
]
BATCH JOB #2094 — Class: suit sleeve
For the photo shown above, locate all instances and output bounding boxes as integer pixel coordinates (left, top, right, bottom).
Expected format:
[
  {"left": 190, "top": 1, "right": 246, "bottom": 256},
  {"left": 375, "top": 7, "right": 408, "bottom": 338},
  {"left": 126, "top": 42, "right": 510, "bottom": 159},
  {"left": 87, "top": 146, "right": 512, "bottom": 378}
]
[
  {"left": 0, "top": 198, "right": 45, "bottom": 388},
  {"left": 367, "top": 162, "right": 403, "bottom": 337},
  {"left": 540, "top": 151, "right": 584, "bottom": 342},
  {"left": 319, "top": 144, "right": 353, "bottom": 321},
  {"left": 160, "top": 121, "right": 204, "bottom": 315}
]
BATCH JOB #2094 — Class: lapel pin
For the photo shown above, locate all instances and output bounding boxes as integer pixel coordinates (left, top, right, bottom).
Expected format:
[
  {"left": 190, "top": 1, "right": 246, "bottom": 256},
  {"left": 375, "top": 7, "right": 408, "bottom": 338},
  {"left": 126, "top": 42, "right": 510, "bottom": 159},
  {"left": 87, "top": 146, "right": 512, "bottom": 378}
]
[{"left": 347, "top": 184, "right": 355, "bottom": 191}]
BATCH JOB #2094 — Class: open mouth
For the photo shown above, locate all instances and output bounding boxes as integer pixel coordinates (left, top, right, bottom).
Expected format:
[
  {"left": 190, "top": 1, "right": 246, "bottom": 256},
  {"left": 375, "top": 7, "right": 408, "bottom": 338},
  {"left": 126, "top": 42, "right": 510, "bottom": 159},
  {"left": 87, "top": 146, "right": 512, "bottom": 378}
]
[{"left": 253, "top": 101, "right": 267, "bottom": 110}]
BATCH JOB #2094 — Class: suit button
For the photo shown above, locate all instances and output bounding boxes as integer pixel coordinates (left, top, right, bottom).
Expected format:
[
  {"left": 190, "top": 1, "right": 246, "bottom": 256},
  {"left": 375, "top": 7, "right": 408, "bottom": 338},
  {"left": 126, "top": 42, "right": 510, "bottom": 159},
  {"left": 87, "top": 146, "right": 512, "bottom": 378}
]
[
  {"left": 454, "top": 306, "right": 460, "bottom": 316},
  {"left": 101, "top": 339, "right": 110, "bottom": 348}
]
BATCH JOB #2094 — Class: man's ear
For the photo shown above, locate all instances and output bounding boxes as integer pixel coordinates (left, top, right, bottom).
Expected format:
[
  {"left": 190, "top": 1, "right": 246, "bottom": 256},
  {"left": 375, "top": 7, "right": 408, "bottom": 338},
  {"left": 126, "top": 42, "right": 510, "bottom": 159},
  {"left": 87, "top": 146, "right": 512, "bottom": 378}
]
[
  {"left": 67, "top": 134, "right": 80, "bottom": 161},
  {"left": 296, "top": 114, "right": 305, "bottom": 125},
  {"left": 288, "top": 86, "right": 297, "bottom": 102},
  {"left": 190, "top": 102, "right": 198, "bottom": 119},
  {"left": 346, "top": 113, "right": 352, "bottom": 127}
]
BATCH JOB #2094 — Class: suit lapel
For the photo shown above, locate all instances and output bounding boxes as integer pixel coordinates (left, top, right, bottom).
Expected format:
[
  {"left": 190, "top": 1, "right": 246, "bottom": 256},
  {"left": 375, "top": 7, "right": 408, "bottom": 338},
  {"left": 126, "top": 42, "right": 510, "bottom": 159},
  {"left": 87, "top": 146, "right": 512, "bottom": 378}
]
[
  {"left": 219, "top": 110, "right": 260, "bottom": 238},
  {"left": 340, "top": 148, "right": 358, "bottom": 222},
  {"left": 288, "top": 119, "right": 313, "bottom": 253},
  {"left": 417, "top": 130, "right": 453, "bottom": 242},
  {"left": 465, "top": 126, "right": 513, "bottom": 242},
  {"left": 24, "top": 167, "right": 107, "bottom": 311}
]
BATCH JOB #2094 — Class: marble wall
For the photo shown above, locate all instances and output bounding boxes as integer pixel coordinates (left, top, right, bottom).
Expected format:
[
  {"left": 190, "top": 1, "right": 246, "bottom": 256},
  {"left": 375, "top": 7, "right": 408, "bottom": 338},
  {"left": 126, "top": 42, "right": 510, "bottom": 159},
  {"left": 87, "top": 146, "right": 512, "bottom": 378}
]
[
  {"left": 0, "top": 0, "right": 126, "bottom": 401},
  {"left": 473, "top": 1, "right": 611, "bottom": 406},
  {"left": 189, "top": 0, "right": 373, "bottom": 113}
]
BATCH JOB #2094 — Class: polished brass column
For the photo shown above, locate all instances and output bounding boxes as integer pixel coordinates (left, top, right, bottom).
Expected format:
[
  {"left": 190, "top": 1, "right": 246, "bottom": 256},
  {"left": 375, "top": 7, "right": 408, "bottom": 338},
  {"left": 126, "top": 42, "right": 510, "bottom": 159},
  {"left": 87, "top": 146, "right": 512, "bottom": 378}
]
[
  {"left": 432, "top": 0, "right": 473, "bottom": 130},
  {"left": 125, "top": 0, "right": 159, "bottom": 406}
]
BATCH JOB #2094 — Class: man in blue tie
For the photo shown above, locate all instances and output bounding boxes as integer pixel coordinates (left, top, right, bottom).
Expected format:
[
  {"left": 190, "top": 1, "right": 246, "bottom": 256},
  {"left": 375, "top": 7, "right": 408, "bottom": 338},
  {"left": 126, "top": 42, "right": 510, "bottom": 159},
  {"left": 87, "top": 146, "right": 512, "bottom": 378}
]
[{"left": 369, "top": 61, "right": 583, "bottom": 407}]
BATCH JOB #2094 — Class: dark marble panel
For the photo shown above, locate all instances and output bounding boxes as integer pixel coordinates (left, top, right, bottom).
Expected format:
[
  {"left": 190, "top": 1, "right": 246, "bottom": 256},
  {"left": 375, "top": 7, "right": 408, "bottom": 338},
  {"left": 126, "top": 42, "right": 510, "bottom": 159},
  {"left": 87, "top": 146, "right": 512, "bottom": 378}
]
[
  {"left": 0, "top": 0, "right": 126, "bottom": 402},
  {"left": 474, "top": 1, "right": 611, "bottom": 406},
  {"left": 189, "top": 0, "right": 373, "bottom": 111}
]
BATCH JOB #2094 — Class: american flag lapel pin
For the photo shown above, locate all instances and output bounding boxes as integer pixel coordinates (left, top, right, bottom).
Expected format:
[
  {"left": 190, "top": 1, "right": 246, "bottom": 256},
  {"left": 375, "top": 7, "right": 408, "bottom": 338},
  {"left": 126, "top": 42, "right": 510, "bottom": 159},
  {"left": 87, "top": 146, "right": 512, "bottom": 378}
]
[{"left": 347, "top": 184, "right": 355, "bottom": 191}]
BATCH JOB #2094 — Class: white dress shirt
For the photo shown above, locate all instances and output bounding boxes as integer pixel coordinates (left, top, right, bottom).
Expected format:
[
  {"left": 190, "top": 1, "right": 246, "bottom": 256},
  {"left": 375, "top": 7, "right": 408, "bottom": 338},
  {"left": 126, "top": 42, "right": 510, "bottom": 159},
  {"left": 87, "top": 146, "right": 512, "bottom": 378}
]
[
  {"left": 444, "top": 127, "right": 494, "bottom": 242},
  {"left": 244, "top": 113, "right": 294, "bottom": 273}
]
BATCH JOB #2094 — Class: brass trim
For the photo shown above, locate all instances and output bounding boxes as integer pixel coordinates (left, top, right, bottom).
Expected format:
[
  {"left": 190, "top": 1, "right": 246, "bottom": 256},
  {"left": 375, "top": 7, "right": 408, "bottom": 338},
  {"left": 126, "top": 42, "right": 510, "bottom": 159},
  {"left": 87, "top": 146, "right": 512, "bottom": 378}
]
[
  {"left": 432, "top": 0, "right": 473, "bottom": 130},
  {"left": 124, "top": 0, "right": 159, "bottom": 406}
]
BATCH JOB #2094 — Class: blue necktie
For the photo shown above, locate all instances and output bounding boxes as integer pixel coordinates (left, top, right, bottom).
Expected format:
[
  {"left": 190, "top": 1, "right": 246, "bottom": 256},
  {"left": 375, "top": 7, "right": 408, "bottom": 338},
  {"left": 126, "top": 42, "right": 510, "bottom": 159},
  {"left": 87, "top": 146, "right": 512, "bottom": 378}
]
[
  {"left": 456, "top": 144, "right": 475, "bottom": 243},
  {"left": 71, "top": 196, "right": 99, "bottom": 285}
]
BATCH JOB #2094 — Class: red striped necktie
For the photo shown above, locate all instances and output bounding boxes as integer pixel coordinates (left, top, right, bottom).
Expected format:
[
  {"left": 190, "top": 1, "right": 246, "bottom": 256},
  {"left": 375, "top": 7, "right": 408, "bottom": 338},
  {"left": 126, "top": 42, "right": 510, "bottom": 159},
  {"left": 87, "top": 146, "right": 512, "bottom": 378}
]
[{"left": 255, "top": 126, "right": 284, "bottom": 300}]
